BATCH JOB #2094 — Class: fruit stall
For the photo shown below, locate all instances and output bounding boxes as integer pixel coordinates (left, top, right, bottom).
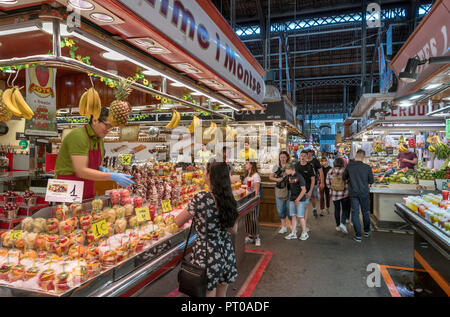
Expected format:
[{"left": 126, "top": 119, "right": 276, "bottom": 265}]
[
  {"left": 0, "top": 1, "right": 267, "bottom": 296},
  {"left": 394, "top": 192, "right": 449, "bottom": 296}
]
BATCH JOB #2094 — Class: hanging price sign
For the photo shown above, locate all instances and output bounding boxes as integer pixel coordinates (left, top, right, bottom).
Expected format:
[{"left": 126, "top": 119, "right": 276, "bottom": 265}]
[
  {"left": 136, "top": 207, "right": 151, "bottom": 222},
  {"left": 45, "top": 179, "right": 84, "bottom": 203},
  {"left": 161, "top": 200, "right": 172, "bottom": 213},
  {"left": 91, "top": 219, "right": 108, "bottom": 240},
  {"left": 122, "top": 154, "right": 132, "bottom": 165},
  {"left": 10, "top": 230, "right": 23, "bottom": 241}
]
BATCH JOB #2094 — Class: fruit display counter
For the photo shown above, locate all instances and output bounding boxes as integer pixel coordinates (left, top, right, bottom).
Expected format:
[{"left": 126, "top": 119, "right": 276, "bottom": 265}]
[
  {"left": 0, "top": 190, "right": 259, "bottom": 297},
  {"left": 394, "top": 198, "right": 449, "bottom": 296}
]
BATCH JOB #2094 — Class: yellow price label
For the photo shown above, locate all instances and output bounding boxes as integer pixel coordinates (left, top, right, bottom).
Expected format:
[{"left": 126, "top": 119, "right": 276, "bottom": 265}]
[
  {"left": 161, "top": 200, "right": 172, "bottom": 213},
  {"left": 91, "top": 219, "right": 108, "bottom": 240},
  {"left": 136, "top": 207, "right": 151, "bottom": 222},
  {"left": 122, "top": 154, "right": 132, "bottom": 165},
  {"left": 10, "top": 230, "right": 22, "bottom": 241}
]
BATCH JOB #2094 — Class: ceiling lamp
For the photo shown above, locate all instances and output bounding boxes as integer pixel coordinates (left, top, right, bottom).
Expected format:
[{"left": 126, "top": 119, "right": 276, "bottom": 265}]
[
  {"left": 68, "top": 0, "right": 94, "bottom": 10},
  {"left": 0, "top": 1, "right": 18, "bottom": 4},
  {"left": 170, "top": 81, "right": 186, "bottom": 87},
  {"left": 424, "top": 83, "right": 442, "bottom": 90},
  {"left": 101, "top": 51, "right": 127, "bottom": 61},
  {"left": 142, "top": 69, "right": 162, "bottom": 76},
  {"left": 90, "top": 12, "right": 114, "bottom": 23},
  {"left": 399, "top": 56, "right": 450, "bottom": 83}
]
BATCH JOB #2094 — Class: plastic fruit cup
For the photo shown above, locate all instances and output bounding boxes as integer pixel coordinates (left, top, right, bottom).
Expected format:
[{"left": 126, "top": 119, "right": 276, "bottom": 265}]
[{"left": 442, "top": 190, "right": 449, "bottom": 201}]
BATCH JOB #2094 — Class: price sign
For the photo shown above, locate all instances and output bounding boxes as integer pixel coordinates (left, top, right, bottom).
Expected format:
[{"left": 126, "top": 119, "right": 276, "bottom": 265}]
[
  {"left": 161, "top": 200, "right": 172, "bottom": 213},
  {"left": 446, "top": 119, "right": 450, "bottom": 139},
  {"left": 136, "top": 207, "right": 151, "bottom": 222},
  {"left": 45, "top": 179, "right": 84, "bottom": 203},
  {"left": 122, "top": 154, "right": 132, "bottom": 165},
  {"left": 91, "top": 219, "right": 108, "bottom": 240},
  {"left": 10, "top": 230, "right": 23, "bottom": 241}
]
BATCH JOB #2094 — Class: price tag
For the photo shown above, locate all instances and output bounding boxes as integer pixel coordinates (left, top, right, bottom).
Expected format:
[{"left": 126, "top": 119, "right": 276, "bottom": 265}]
[
  {"left": 45, "top": 179, "right": 84, "bottom": 203},
  {"left": 10, "top": 230, "right": 22, "bottom": 241},
  {"left": 91, "top": 219, "right": 108, "bottom": 240},
  {"left": 136, "top": 207, "right": 151, "bottom": 222},
  {"left": 122, "top": 154, "right": 132, "bottom": 165},
  {"left": 161, "top": 200, "right": 172, "bottom": 213}
]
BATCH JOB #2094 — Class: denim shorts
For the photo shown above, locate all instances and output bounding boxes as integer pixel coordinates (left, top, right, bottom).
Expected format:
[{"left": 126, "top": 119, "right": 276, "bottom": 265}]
[
  {"left": 289, "top": 198, "right": 310, "bottom": 218},
  {"left": 275, "top": 196, "right": 291, "bottom": 219},
  {"left": 311, "top": 184, "right": 319, "bottom": 198}
]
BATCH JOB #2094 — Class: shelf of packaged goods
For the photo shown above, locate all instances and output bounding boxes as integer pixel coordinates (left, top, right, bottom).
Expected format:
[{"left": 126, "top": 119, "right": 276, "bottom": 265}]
[{"left": 394, "top": 203, "right": 450, "bottom": 259}]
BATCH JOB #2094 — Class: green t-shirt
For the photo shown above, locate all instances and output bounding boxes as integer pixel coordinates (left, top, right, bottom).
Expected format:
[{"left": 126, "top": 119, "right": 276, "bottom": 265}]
[{"left": 55, "top": 125, "right": 105, "bottom": 175}]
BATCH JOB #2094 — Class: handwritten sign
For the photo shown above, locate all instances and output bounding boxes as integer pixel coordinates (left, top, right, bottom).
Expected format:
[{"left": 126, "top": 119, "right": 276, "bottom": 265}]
[
  {"left": 45, "top": 179, "right": 84, "bottom": 203},
  {"left": 91, "top": 219, "right": 108, "bottom": 240},
  {"left": 122, "top": 154, "right": 132, "bottom": 165},
  {"left": 161, "top": 200, "right": 172, "bottom": 213},
  {"left": 10, "top": 230, "right": 23, "bottom": 241},
  {"left": 136, "top": 207, "right": 151, "bottom": 222}
]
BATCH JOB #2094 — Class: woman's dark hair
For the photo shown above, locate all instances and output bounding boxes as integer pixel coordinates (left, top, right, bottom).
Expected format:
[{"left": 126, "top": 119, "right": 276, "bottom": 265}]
[
  {"left": 246, "top": 160, "right": 258, "bottom": 177},
  {"left": 207, "top": 161, "right": 238, "bottom": 228},
  {"left": 278, "top": 151, "right": 290, "bottom": 167},
  {"left": 334, "top": 157, "right": 345, "bottom": 168}
]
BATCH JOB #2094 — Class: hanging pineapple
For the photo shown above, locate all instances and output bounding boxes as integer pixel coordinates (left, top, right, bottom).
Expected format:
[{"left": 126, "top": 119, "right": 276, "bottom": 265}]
[{"left": 108, "top": 79, "right": 133, "bottom": 127}]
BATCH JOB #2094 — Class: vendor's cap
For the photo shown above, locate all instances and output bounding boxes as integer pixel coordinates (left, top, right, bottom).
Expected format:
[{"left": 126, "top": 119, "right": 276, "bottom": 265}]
[{"left": 285, "top": 162, "right": 296, "bottom": 170}]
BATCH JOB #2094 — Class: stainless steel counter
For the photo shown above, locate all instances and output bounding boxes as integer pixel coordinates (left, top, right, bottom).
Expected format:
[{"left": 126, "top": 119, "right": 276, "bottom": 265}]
[{"left": 0, "top": 171, "right": 31, "bottom": 182}]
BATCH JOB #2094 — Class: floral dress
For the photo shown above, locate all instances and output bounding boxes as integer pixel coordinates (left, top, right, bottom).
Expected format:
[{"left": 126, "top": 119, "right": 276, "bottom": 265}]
[{"left": 187, "top": 191, "right": 238, "bottom": 291}]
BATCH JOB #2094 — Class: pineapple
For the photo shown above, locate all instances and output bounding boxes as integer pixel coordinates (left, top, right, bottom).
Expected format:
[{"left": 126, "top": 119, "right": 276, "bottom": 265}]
[
  {"left": 109, "top": 79, "right": 132, "bottom": 127},
  {"left": 0, "top": 90, "right": 12, "bottom": 122}
]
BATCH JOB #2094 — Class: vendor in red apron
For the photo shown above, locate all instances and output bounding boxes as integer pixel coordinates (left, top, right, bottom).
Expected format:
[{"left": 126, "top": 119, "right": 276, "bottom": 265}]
[{"left": 54, "top": 107, "right": 135, "bottom": 200}]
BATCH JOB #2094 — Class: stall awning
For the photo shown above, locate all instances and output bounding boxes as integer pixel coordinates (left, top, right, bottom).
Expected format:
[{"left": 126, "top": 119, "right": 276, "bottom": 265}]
[
  {"left": 0, "top": 0, "right": 266, "bottom": 110},
  {"left": 390, "top": 0, "right": 450, "bottom": 100}
]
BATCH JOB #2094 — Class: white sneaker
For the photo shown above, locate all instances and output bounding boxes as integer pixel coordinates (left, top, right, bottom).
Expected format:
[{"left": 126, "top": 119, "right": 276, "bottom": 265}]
[
  {"left": 336, "top": 226, "right": 340, "bottom": 232},
  {"left": 255, "top": 238, "right": 261, "bottom": 246},
  {"left": 284, "top": 232, "right": 297, "bottom": 240},
  {"left": 299, "top": 232, "right": 309, "bottom": 240},
  {"left": 339, "top": 223, "right": 348, "bottom": 234},
  {"left": 278, "top": 227, "right": 288, "bottom": 234}
]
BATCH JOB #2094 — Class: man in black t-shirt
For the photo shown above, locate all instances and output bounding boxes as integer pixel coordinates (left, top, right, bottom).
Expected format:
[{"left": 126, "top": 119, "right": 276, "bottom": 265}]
[
  {"left": 307, "top": 149, "right": 324, "bottom": 218},
  {"left": 295, "top": 150, "right": 316, "bottom": 228}
]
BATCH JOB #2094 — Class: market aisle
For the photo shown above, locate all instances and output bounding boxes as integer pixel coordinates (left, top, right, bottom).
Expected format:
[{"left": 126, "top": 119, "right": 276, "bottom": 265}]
[
  {"left": 138, "top": 207, "right": 415, "bottom": 297},
  {"left": 249, "top": 207, "right": 415, "bottom": 297}
]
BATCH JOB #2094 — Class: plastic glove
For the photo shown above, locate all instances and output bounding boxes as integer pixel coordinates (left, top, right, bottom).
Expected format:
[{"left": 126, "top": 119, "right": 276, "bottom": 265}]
[
  {"left": 110, "top": 173, "right": 135, "bottom": 188},
  {"left": 99, "top": 166, "right": 109, "bottom": 173}
]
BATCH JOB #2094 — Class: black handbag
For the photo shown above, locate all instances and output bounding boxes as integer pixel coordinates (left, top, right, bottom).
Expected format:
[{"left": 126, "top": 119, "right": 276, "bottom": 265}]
[{"left": 178, "top": 211, "right": 209, "bottom": 297}]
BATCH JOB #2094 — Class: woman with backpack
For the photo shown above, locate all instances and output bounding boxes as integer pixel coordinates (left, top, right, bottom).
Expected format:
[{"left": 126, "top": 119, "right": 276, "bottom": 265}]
[
  {"left": 325, "top": 157, "right": 351, "bottom": 233},
  {"left": 269, "top": 151, "right": 291, "bottom": 234}
]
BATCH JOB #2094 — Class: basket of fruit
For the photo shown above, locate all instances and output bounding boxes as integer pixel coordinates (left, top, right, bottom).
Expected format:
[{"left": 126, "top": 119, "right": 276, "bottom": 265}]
[
  {"left": 3, "top": 202, "right": 19, "bottom": 219},
  {"left": 23, "top": 190, "right": 37, "bottom": 206},
  {"left": 3, "top": 190, "right": 18, "bottom": 204}
]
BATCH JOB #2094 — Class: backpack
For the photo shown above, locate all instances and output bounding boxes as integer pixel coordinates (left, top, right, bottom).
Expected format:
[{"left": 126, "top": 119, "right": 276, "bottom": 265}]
[{"left": 330, "top": 169, "right": 345, "bottom": 191}]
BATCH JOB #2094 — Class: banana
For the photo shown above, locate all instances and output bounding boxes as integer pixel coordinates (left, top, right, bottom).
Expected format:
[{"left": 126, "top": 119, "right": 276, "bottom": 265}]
[
  {"left": 204, "top": 122, "right": 217, "bottom": 139},
  {"left": 12, "top": 87, "right": 34, "bottom": 120},
  {"left": 78, "top": 91, "right": 87, "bottom": 116},
  {"left": 188, "top": 115, "right": 199, "bottom": 134},
  {"left": 225, "top": 125, "right": 232, "bottom": 140},
  {"left": 165, "top": 110, "right": 178, "bottom": 130},
  {"left": 85, "top": 88, "right": 95, "bottom": 118},
  {"left": 428, "top": 145, "right": 436, "bottom": 152},
  {"left": 172, "top": 110, "right": 180, "bottom": 129},
  {"left": 92, "top": 89, "right": 101, "bottom": 120},
  {"left": 2, "top": 88, "right": 22, "bottom": 117}
]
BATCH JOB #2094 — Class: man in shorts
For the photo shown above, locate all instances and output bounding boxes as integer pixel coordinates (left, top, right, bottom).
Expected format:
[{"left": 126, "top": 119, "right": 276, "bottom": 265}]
[{"left": 295, "top": 150, "right": 316, "bottom": 231}]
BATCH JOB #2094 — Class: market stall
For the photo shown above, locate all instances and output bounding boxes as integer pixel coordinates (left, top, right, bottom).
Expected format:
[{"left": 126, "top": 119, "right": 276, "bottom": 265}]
[
  {"left": 394, "top": 192, "right": 449, "bottom": 296},
  {"left": 0, "top": 0, "right": 266, "bottom": 297}
]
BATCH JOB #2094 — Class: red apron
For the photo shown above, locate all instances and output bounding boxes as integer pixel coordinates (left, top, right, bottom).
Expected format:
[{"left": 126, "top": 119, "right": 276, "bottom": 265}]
[{"left": 57, "top": 126, "right": 102, "bottom": 200}]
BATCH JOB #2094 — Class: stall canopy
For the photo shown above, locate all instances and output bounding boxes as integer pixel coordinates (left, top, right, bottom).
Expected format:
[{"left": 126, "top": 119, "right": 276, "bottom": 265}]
[
  {"left": 0, "top": 0, "right": 266, "bottom": 111},
  {"left": 390, "top": 0, "right": 450, "bottom": 107}
]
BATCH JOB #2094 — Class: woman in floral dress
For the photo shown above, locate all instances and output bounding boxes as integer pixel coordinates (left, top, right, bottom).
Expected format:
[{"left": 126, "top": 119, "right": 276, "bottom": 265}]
[{"left": 176, "top": 161, "right": 239, "bottom": 297}]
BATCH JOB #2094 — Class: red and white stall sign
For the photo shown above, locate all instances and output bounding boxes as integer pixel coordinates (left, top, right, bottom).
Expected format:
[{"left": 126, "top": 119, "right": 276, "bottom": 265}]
[{"left": 116, "top": 0, "right": 266, "bottom": 106}]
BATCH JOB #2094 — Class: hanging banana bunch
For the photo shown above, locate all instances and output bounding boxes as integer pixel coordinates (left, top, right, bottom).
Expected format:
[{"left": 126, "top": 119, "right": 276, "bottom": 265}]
[
  {"left": 165, "top": 109, "right": 180, "bottom": 130},
  {"left": 1, "top": 87, "right": 34, "bottom": 120},
  {"left": 79, "top": 87, "right": 102, "bottom": 119}
]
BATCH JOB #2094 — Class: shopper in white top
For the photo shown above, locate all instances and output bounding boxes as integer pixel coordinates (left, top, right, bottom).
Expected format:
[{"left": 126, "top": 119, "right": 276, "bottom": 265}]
[{"left": 243, "top": 160, "right": 262, "bottom": 246}]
